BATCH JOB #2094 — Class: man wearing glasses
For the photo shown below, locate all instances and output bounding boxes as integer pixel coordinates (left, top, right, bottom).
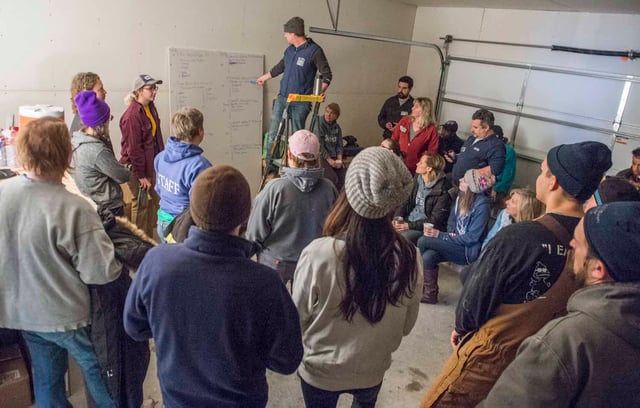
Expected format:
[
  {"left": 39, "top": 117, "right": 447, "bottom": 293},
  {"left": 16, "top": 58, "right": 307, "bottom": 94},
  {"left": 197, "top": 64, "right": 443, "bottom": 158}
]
[{"left": 120, "top": 74, "right": 165, "bottom": 237}]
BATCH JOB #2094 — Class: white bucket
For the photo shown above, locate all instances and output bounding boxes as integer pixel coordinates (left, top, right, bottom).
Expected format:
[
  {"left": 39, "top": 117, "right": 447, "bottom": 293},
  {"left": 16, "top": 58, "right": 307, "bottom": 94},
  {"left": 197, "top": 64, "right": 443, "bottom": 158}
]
[{"left": 19, "top": 105, "right": 65, "bottom": 128}]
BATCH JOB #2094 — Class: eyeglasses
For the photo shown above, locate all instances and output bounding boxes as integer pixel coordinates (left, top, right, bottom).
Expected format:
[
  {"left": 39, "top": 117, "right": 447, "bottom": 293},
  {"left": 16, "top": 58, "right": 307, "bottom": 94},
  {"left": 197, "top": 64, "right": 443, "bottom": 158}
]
[{"left": 143, "top": 85, "right": 158, "bottom": 92}]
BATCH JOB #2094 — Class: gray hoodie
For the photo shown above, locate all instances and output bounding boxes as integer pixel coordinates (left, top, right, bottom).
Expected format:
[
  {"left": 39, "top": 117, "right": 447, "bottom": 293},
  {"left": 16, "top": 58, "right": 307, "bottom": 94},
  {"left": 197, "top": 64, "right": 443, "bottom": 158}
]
[
  {"left": 480, "top": 282, "right": 640, "bottom": 407},
  {"left": 246, "top": 166, "right": 337, "bottom": 262},
  {"left": 71, "top": 131, "right": 130, "bottom": 211}
]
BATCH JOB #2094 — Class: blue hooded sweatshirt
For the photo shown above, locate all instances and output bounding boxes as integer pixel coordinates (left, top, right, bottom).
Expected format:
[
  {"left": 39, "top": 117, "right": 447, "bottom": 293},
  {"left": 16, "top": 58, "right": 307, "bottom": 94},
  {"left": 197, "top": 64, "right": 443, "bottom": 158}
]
[{"left": 154, "top": 136, "right": 212, "bottom": 216}]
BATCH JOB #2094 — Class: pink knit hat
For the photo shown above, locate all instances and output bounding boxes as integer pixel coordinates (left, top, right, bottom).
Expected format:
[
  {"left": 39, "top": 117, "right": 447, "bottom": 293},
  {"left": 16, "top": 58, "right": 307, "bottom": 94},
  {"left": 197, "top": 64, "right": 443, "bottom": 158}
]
[{"left": 288, "top": 130, "right": 320, "bottom": 161}]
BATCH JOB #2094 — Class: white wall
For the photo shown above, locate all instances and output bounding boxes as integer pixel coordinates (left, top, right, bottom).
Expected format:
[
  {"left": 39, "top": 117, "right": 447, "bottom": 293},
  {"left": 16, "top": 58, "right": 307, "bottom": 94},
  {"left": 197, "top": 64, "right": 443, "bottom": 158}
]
[
  {"left": 407, "top": 7, "right": 640, "bottom": 187},
  {"left": 0, "top": 0, "right": 417, "bottom": 166}
]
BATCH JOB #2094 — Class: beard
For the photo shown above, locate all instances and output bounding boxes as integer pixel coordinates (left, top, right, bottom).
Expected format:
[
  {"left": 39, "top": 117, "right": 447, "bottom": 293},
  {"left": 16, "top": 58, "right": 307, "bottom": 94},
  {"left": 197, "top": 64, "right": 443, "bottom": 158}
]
[
  {"left": 397, "top": 92, "right": 408, "bottom": 99},
  {"left": 574, "top": 264, "right": 588, "bottom": 288},
  {"left": 571, "top": 251, "right": 590, "bottom": 289}
]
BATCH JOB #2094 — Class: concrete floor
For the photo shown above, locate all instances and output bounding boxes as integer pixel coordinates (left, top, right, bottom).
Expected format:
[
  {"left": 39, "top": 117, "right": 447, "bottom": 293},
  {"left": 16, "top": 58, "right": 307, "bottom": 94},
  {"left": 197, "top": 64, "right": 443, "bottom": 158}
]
[{"left": 70, "top": 264, "right": 463, "bottom": 407}]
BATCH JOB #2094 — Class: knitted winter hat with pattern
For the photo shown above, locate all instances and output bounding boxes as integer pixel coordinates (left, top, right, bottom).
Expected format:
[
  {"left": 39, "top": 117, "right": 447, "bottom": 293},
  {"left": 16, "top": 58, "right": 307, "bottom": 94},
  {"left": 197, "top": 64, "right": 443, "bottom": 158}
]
[
  {"left": 344, "top": 147, "right": 413, "bottom": 219},
  {"left": 464, "top": 168, "right": 495, "bottom": 194}
]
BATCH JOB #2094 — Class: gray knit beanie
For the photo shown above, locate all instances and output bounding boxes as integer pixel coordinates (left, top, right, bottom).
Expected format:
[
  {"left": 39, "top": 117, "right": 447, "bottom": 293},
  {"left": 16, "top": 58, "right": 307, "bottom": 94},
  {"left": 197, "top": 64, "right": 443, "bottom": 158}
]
[
  {"left": 284, "top": 17, "right": 305, "bottom": 36},
  {"left": 344, "top": 147, "right": 413, "bottom": 219}
]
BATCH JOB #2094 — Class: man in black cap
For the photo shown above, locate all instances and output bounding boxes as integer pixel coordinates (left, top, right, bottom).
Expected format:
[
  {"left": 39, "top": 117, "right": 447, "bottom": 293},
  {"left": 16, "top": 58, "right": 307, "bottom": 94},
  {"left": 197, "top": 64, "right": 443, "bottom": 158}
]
[
  {"left": 257, "top": 16, "right": 332, "bottom": 164},
  {"left": 377, "top": 75, "right": 414, "bottom": 139},
  {"left": 437, "top": 120, "right": 464, "bottom": 175},
  {"left": 583, "top": 175, "right": 640, "bottom": 211},
  {"left": 124, "top": 165, "right": 302, "bottom": 407},
  {"left": 422, "top": 141, "right": 612, "bottom": 407},
  {"left": 480, "top": 201, "right": 640, "bottom": 407}
]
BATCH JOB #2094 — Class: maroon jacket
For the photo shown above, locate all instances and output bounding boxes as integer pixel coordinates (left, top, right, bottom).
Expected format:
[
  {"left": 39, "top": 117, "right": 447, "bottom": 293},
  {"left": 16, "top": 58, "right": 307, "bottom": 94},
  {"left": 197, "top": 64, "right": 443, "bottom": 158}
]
[
  {"left": 392, "top": 117, "right": 439, "bottom": 176},
  {"left": 119, "top": 100, "right": 164, "bottom": 179}
]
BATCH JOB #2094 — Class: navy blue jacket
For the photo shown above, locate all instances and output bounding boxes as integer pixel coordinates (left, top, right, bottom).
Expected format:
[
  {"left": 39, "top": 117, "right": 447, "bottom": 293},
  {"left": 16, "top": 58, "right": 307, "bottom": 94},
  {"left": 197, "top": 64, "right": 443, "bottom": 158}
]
[
  {"left": 124, "top": 228, "right": 302, "bottom": 407},
  {"left": 440, "top": 193, "right": 490, "bottom": 264},
  {"left": 451, "top": 134, "right": 506, "bottom": 184},
  {"left": 270, "top": 38, "right": 332, "bottom": 97}
]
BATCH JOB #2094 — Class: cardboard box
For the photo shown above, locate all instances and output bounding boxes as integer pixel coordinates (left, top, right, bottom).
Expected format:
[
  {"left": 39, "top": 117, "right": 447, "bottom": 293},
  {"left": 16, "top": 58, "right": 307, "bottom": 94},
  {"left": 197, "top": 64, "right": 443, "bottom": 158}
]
[{"left": 0, "top": 344, "right": 32, "bottom": 407}]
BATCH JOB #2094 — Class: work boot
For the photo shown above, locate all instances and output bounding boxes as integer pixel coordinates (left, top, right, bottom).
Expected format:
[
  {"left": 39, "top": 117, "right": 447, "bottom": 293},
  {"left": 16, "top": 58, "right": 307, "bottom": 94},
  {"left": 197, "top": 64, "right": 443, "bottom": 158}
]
[{"left": 421, "top": 267, "right": 439, "bottom": 304}]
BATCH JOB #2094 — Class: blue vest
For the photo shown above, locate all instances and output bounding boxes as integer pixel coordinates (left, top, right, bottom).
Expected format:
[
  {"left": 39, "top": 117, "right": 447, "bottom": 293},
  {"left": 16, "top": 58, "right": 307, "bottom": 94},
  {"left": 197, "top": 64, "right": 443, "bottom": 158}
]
[{"left": 279, "top": 39, "right": 320, "bottom": 97}]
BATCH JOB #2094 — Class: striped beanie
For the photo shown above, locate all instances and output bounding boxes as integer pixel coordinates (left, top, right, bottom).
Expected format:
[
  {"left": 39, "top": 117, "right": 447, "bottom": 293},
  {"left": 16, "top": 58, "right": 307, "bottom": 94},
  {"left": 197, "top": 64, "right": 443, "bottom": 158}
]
[{"left": 344, "top": 147, "right": 413, "bottom": 219}]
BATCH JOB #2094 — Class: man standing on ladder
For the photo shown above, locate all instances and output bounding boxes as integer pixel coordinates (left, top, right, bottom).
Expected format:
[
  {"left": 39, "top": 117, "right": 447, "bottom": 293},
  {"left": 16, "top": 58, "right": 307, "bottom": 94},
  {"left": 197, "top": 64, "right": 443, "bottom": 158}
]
[{"left": 257, "top": 16, "right": 332, "bottom": 164}]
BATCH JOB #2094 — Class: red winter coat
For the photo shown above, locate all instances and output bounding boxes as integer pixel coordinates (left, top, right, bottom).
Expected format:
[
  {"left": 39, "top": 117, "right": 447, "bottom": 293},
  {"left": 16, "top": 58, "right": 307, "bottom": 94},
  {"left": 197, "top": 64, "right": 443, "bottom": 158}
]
[{"left": 392, "top": 116, "right": 439, "bottom": 175}]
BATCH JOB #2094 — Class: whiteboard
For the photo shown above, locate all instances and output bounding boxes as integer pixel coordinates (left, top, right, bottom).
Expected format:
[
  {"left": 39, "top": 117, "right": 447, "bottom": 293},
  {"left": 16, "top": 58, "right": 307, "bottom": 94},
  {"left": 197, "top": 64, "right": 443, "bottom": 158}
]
[{"left": 169, "top": 47, "right": 264, "bottom": 195}]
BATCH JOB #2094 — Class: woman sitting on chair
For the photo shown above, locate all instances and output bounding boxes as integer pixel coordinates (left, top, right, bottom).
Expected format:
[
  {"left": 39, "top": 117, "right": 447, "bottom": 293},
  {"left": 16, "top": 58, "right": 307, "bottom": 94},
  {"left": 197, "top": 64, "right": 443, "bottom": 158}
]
[
  {"left": 417, "top": 168, "right": 493, "bottom": 304},
  {"left": 394, "top": 152, "right": 452, "bottom": 244}
]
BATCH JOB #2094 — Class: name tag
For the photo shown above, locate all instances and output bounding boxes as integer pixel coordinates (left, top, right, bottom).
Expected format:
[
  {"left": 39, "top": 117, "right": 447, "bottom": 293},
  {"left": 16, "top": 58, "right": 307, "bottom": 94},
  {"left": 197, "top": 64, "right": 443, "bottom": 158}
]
[
  {"left": 400, "top": 126, "right": 407, "bottom": 133},
  {"left": 400, "top": 111, "right": 409, "bottom": 116},
  {"left": 473, "top": 147, "right": 480, "bottom": 152},
  {"left": 296, "top": 57, "right": 305, "bottom": 66}
]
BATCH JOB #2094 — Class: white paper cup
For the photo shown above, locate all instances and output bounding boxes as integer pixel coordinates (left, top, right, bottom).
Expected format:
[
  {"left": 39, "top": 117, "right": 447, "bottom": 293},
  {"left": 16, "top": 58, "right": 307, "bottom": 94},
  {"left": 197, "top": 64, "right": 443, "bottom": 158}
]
[{"left": 423, "top": 222, "right": 434, "bottom": 233}]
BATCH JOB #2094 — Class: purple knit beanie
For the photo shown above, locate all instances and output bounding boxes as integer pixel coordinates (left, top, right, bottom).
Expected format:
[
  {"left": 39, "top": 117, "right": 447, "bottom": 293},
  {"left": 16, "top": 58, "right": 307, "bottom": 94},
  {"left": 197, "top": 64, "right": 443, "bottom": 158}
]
[{"left": 75, "top": 90, "right": 111, "bottom": 128}]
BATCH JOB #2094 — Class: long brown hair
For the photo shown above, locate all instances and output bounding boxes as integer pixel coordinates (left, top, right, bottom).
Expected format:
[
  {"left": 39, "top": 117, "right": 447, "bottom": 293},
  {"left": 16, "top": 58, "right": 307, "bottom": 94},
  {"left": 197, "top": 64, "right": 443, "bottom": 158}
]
[
  {"left": 457, "top": 187, "right": 476, "bottom": 217},
  {"left": 323, "top": 191, "right": 418, "bottom": 323}
]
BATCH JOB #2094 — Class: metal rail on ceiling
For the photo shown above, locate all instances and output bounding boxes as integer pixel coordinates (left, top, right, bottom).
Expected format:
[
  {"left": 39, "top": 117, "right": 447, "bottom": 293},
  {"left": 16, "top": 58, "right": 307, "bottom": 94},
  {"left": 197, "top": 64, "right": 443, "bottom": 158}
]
[{"left": 309, "top": 26, "right": 446, "bottom": 119}]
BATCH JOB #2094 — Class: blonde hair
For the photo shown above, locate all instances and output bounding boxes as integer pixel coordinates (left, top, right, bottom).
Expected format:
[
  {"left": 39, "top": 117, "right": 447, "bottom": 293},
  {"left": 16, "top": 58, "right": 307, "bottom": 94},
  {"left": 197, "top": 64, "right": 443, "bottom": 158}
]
[
  {"left": 123, "top": 92, "right": 137, "bottom": 106},
  {"left": 412, "top": 97, "right": 436, "bottom": 128},
  {"left": 510, "top": 187, "right": 545, "bottom": 222},
  {"left": 17, "top": 117, "right": 71, "bottom": 177},
  {"left": 70, "top": 72, "right": 100, "bottom": 114},
  {"left": 171, "top": 107, "right": 204, "bottom": 142}
]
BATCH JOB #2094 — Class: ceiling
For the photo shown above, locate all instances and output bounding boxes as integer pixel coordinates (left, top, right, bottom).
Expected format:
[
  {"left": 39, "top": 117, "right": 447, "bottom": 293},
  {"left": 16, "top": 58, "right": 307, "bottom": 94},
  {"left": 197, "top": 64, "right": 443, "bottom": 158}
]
[{"left": 390, "top": 0, "right": 640, "bottom": 15}]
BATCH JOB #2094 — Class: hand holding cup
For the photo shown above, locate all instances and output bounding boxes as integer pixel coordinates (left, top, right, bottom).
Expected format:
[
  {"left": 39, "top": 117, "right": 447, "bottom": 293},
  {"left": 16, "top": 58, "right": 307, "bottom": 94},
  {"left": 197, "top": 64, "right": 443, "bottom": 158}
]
[{"left": 423, "top": 222, "right": 438, "bottom": 237}]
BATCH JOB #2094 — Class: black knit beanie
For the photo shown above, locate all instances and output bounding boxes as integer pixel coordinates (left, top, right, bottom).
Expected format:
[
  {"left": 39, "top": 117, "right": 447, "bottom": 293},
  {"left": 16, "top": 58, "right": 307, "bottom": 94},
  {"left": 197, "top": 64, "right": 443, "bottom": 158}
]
[
  {"left": 584, "top": 201, "right": 640, "bottom": 282},
  {"left": 546, "top": 141, "right": 612, "bottom": 202}
]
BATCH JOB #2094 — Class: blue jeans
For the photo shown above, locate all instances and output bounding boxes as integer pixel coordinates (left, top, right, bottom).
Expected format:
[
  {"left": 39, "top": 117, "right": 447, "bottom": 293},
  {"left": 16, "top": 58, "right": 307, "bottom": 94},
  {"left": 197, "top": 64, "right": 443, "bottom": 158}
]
[
  {"left": 266, "top": 95, "right": 311, "bottom": 162},
  {"left": 257, "top": 252, "right": 297, "bottom": 291},
  {"left": 300, "top": 376, "right": 382, "bottom": 408},
  {"left": 417, "top": 236, "right": 468, "bottom": 269},
  {"left": 157, "top": 218, "right": 173, "bottom": 244},
  {"left": 400, "top": 229, "right": 424, "bottom": 245},
  {"left": 23, "top": 328, "right": 114, "bottom": 408}
]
